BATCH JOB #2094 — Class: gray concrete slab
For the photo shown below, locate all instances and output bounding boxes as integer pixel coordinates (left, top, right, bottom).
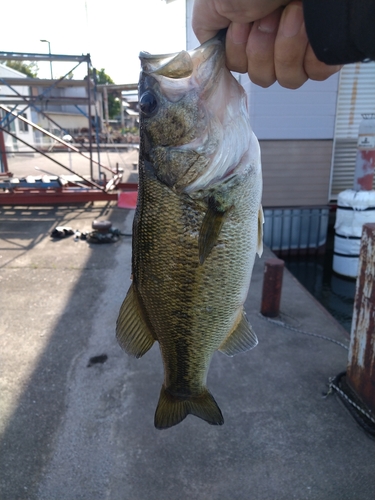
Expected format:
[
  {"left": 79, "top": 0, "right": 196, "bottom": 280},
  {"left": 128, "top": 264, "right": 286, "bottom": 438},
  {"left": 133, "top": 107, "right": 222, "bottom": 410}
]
[{"left": 0, "top": 203, "right": 374, "bottom": 500}]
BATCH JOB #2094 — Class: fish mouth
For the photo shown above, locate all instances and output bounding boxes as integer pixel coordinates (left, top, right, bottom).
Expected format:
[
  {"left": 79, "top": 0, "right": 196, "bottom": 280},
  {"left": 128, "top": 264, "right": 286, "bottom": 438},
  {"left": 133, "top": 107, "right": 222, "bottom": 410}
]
[{"left": 139, "top": 30, "right": 226, "bottom": 82}]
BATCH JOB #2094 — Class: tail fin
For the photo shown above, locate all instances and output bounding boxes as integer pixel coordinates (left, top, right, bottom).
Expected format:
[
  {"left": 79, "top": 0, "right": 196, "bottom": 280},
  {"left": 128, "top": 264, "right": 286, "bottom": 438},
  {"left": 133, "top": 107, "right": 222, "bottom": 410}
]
[{"left": 154, "top": 386, "right": 224, "bottom": 429}]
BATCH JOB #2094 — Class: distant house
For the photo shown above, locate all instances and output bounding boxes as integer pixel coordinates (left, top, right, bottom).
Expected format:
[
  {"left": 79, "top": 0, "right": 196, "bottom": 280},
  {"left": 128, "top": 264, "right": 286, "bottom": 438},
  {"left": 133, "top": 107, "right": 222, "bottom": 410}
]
[
  {"left": 0, "top": 63, "right": 100, "bottom": 151},
  {"left": 0, "top": 64, "right": 35, "bottom": 153},
  {"left": 122, "top": 92, "right": 139, "bottom": 129},
  {"left": 28, "top": 79, "right": 100, "bottom": 147}
]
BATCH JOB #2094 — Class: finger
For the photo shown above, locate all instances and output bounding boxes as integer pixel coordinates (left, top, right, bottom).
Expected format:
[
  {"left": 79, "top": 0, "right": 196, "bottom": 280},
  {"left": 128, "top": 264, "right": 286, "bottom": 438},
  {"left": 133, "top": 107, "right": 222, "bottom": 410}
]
[
  {"left": 226, "top": 22, "right": 252, "bottom": 74},
  {"left": 304, "top": 44, "right": 343, "bottom": 81},
  {"left": 193, "top": 0, "right": 290, "bottom": 44},
  {"left": 246, "top": 9, "right": 283, "bottom": 87},
  {"left": 274, "top": 1, "right": 308, "bottom": 89},
  {"left": 192, "top": 0, "right": 230, "bottom": 43}
]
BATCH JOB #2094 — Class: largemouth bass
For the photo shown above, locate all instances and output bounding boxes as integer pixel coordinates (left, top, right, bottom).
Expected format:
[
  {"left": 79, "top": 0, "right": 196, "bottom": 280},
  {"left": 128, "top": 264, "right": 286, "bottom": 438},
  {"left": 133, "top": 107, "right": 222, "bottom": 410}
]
[{"left": 116, "top": 31, "right": 263, "bottom": 429}]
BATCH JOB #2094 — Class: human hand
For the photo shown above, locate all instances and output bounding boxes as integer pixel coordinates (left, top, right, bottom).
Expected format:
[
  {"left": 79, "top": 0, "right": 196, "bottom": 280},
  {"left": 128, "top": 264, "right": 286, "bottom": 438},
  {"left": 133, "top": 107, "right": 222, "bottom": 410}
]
[{"left": 192, "top": 0, "right": 342, "bottom": 89}]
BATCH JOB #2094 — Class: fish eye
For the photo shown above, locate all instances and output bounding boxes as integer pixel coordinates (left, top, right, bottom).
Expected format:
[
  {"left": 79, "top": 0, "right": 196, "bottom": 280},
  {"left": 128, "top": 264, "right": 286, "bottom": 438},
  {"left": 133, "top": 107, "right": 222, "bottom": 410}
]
[{"left": 139, "top": 91, "right": 158, "bottom": 116}]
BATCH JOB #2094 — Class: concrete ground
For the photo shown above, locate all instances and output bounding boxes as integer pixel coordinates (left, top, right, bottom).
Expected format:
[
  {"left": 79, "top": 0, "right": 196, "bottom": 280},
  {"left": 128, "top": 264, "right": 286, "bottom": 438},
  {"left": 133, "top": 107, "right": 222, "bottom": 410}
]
[{"left": 0, "top": 190, "right": 374, "bottom": 498}]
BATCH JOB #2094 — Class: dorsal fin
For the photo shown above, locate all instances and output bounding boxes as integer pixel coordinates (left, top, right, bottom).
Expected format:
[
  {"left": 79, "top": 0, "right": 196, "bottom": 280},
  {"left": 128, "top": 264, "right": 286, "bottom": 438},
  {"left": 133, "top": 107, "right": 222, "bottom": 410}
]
[{"left": 154, "top": 51, "right": 193, "bottom": 78}]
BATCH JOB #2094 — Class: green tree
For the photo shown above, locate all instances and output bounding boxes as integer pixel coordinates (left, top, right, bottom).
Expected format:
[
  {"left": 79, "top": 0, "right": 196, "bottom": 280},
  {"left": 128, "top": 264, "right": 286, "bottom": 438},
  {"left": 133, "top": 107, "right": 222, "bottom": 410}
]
[
  {"left": 92, "top": 68, "right": 121, "bottom": 119},
  {"left": 6, "top": 60, "right": 38, "bottom": 78}
]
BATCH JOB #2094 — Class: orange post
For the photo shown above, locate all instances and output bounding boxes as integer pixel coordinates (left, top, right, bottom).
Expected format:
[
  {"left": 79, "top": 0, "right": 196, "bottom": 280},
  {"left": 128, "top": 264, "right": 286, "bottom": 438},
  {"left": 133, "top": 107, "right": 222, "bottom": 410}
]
[{"left": 261, "top": 258, "right": 284, "bottom": 318}]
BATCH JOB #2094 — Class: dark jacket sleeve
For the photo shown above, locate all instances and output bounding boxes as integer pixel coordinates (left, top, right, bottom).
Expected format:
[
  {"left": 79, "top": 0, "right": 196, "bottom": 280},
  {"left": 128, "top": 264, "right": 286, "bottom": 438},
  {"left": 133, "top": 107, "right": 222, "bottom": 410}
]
[{"left": 303, "top": 0, "right": 375, "bottom": 65}]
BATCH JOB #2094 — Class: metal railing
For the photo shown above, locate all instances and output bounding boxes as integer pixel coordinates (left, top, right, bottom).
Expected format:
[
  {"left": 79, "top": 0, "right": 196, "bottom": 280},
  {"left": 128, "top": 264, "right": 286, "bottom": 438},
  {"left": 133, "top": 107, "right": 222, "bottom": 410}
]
[{"left": 263, "top": 206, "right": 330, "bottom": 257}]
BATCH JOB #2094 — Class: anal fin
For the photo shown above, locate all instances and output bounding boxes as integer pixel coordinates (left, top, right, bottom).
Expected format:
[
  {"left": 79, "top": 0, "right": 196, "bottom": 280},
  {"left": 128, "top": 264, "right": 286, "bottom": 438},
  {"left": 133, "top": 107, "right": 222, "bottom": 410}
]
[
  {"left": 219, "top": 310, "right": 258, "bottom": 357},
  {"left": 116, "top": 283, "right": 155, "bottom": 358}
]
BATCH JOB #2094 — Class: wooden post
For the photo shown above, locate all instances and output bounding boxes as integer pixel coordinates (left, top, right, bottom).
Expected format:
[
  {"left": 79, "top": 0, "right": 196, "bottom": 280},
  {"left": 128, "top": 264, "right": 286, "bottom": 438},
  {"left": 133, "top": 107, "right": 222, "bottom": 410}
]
[
  {"left": 347, "top": 223, "right": 375, "bottom": 414},
  {"left": 261, "top": 258, "right": 284, "bottom": 318}
]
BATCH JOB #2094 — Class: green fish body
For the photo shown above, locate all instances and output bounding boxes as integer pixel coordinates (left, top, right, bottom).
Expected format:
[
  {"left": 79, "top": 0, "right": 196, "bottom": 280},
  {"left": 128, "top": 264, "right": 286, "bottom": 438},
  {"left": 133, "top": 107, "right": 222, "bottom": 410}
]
[{"left": 117, "top": 32, "right": 263, "bottom": 429}]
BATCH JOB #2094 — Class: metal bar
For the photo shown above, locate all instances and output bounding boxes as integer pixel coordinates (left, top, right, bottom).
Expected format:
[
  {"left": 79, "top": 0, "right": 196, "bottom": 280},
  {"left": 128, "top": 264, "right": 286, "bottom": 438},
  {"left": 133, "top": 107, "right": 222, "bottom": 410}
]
[
  {"left": 269, "top": 210, "right": 274, "bottom": 251},
  {"left": 0, "top": 51, "right": 90, "bottom": 63},
  {"left": 0, "top": 97, "right": 95, "bottom": 106},
  {"left": 0, "top": 124, "right": 105, "bottom": 191},
  {"left": 87, "top": 62, "right": 94, "bottom": 181},
  {"left": 0, "top": 77, "right": 93, "bottom": 88},
  {"left": 74, "top": 105, "right": 89, "bottom": 118},
  {"left": 347, "top": 222, "right": 375, "bottom": 414},
  {"left": 306, "top": 209, "right": 313, "bottom": 252},
  {"left": 103, "top": 86, "right": 110, "bottom": 128},
  {"left": 0, "top": 189, "right": 117, "bottom": 205},
  {"left": 0, "top": 183, "right": 138, "bottom": 205},
  {"left": 96, "top": 83, "right": 138, "bottom": 92},
  {"left": 316, "top": 208, "right": 322, "bottom": 254},
  {"left": 280, "top": 209, "right": 285, "bottom": 255},
  {"left": 92, "top": 73, "right": 102, "bottom": 177},
  {"left": 288, "top": 207, "right": 294, "bottom": 257}
]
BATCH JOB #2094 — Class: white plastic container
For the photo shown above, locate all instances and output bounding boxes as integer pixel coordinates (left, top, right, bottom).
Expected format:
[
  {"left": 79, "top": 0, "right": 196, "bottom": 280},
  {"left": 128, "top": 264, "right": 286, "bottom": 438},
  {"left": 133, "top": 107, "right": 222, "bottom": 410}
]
[{"left": 333, "top": 189, "right": 375, "bottom": 277}]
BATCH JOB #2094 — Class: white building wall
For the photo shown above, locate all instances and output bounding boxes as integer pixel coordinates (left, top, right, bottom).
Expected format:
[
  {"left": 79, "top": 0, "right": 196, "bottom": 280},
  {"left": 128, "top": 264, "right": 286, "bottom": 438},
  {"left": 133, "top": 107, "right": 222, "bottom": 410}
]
[
  {"left": 248, "top": 75, "right": 339, "bottom": 140},
  {"left": 186, "top": 0, "right": 339, "bottom": 141}
]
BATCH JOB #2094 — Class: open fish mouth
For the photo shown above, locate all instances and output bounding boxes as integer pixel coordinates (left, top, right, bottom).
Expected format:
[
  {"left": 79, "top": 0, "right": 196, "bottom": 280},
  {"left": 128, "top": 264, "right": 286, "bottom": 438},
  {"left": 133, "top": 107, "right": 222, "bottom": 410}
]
[
  {"left": 138, "top": 31, "right": 226, "bottom": 105},
  {"left": 139, "top": 29, "right": 227, "bottom": 80}
]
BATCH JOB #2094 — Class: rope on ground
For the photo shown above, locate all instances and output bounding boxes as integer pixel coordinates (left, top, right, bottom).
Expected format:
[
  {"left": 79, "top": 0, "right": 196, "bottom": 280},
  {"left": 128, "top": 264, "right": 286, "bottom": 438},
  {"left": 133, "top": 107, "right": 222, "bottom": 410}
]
[
  {"left": 259, "top": 314, "right": 349, "bottom": 350},
  {"left": 327, "top": 372, "right": 375, "bottom": 437},
  {"left": 259, "top": 314, "right": 375, "bottom": 437}
]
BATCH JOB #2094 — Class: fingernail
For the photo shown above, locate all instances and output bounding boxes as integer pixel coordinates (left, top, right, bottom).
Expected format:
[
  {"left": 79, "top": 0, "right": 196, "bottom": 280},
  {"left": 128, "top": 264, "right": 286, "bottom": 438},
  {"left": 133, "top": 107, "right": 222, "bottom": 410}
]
[
  {"left": 229, "top": 22, "right": 251, "bottom": 45},
  {"left": 281, "top": 4, "right": 303, "bottom": 38},
  {"left": 258, "top": 15, "right": 278, "bottom": 34}
]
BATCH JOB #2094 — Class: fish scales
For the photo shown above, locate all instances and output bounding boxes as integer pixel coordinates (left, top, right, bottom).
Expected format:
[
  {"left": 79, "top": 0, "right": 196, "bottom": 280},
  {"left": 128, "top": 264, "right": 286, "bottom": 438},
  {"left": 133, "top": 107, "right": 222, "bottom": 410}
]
[{"left": 117, "top": 31, "right": 263, "bottom": 429}]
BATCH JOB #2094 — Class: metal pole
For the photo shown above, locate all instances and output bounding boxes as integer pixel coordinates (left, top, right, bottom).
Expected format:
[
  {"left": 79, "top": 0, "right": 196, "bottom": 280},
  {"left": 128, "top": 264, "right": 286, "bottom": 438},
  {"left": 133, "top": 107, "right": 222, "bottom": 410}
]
[
  {"left": 103, "top": 86, "right": 109, "bottom": 128},
  {"left": 347, "top": 223, "right": 375, "bottom": 414},
  {"left": 40, "top": 40, "right": 53, "bottom": 79},
  {"left": 120, "top": 94, "right": 125, "bottom": 129},
  {"left": 86, "top": 58, "right": 94, "bottom": 181}
]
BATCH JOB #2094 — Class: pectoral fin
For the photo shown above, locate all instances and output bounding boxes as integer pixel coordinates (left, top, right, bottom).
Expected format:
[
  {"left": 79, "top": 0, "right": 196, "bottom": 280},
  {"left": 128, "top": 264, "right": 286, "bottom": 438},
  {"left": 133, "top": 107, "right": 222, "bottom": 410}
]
[
  {"left": 219, "top": 310, "right": 258, "bottom": 357},
  {"left": 198, "top": 200, "right": 227, "bottom": 265},
  {"left": 116, "top": 284, "right": 155, "bottom": 358},
  {"left": 257, "top": 205, "right": 264, "bottom": 257}
]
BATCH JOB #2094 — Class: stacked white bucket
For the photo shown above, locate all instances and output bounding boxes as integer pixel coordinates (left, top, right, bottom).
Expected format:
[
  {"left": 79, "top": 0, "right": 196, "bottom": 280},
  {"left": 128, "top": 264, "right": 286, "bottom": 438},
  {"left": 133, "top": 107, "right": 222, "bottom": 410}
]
[
  {"left": 333, "top": 190, "right": 375, "bottom": 277},
  {"left": 333, "top": 115, "right": 375, "bottom": 278}
]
